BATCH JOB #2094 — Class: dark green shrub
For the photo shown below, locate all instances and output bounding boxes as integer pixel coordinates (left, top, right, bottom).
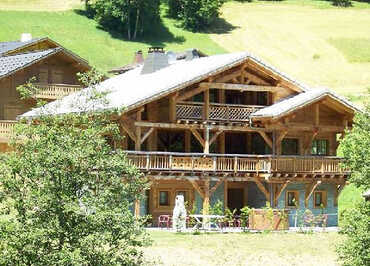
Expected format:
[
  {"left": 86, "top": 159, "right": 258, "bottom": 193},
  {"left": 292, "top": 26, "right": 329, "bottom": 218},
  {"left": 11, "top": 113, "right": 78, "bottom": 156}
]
[
  {"left": 332, "top": 0, "right": 353, "bottom": 7},
  {"left": 167, "top": 0, "right": 183, "bottom": 18}
]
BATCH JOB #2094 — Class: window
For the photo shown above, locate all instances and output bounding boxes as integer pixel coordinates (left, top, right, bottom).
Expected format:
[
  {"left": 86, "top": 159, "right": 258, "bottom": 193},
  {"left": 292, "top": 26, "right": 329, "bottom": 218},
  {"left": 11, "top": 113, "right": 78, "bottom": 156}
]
[
  {"left": 311, "top": 139, "right": 328, "bottom": 156},
  {"left": 282, "top": 138, "right": 299, "bottom": 155},
  {"left": 257, "top": 92, "right": 267, "bottom": 105},
  {"left": 314, "top": 191, "right": 327, "bottom": 208},
  {"left": 159, "top": 191, "right": 170, "bottom": 206},
  {"left": 286, "top": 191, "right": 299, "bottom": 208}
]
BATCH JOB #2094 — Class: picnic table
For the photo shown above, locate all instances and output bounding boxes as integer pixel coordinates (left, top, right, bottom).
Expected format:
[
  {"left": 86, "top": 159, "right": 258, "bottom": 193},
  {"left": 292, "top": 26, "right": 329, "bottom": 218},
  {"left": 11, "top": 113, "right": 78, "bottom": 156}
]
[{"left": 189, "top": 214, "right": 224, "bottom": 230}]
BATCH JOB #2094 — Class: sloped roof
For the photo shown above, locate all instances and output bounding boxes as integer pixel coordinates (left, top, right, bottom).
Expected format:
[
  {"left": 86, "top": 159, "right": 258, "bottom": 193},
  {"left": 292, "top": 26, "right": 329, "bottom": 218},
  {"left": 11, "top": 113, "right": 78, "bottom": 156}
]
[
  {"left": 251, "top": 88, "right": 360, "bottom": 119},
  {"left": 0, "top": 48, "right": 60, "bottom": 78},
  {"left": 0, "top": 38, "right": 44, "bottom": 56},
  {"left": 19, "top": 51, "right": 313, "bottom": 119}
]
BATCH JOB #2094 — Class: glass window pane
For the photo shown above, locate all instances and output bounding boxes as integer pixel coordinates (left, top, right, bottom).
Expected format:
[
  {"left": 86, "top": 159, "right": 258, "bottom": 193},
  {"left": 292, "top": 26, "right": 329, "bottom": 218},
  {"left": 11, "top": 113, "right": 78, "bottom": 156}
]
[{"left": 159, "top": 191, "right": 169, "bottom": 206}]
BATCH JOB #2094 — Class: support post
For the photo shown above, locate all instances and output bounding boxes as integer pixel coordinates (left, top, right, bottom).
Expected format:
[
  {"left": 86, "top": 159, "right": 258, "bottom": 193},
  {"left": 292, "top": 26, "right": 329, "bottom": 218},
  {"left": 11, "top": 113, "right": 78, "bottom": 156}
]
[
  {"left": 204, "top": 127, "right": 210, "bottom": 154},
  {"left": 254, "top": 178, "right": 271, "bottom": 205},
  {"left": 135, "top": 111, "right": 142, "bottom": 151},
  {"left": 203, "top": 89, "right": 209, "bottom": 121},
  {"left": 185, "top": 130, "right": 191, "bottom": 152}
]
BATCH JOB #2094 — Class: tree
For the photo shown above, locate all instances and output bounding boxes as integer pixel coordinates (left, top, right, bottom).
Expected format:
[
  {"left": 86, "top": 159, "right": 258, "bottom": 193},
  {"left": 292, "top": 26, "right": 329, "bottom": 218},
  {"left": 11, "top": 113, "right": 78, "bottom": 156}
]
[
  {"left": 167, "top": 0, "right": 225, "bottom": 32},
  {"left": 86, "top": 0, "right": 160, "bottom": 40},
  {"left": 337, "top": 94, "right": 370, "bottom": 266},
  {"left": 0, "top": 69, "right": 150, "bottom": 265},
  {"left": 339, "top": 98, "right": 370, "bottom": 190}
]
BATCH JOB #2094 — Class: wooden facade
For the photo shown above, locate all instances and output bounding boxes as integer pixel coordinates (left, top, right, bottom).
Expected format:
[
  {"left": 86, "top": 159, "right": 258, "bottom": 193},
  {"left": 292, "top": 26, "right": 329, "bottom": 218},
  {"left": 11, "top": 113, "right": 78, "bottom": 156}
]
[
  {"left": 0, "top": 38, "right": 90, "bottom": 152},
  {"left": 111, "top": 54, "right": 354, "bottom": 225}
]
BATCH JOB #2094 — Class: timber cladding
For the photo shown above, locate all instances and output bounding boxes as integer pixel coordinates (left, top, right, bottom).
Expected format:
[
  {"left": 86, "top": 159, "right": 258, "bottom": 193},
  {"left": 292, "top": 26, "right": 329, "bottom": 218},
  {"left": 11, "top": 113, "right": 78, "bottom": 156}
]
[{"left": 149, "top": 180, "right": 195, "bottom": 225}]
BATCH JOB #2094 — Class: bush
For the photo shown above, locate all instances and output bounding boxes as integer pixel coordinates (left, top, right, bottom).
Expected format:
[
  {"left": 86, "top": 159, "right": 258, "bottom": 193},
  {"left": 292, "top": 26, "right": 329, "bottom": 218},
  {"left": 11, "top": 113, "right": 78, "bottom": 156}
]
[
  {"left": 167, "top": 0, "right": 225, "bottom": 32},
  {"left": 337, "top": 201, "right": 370, "bottom": 265},
  {"left": 0, "top": 70, "right": 150, "bottom": 265},
  {"left": 331, "top": 0, "right": 353, "bottom": 7}
]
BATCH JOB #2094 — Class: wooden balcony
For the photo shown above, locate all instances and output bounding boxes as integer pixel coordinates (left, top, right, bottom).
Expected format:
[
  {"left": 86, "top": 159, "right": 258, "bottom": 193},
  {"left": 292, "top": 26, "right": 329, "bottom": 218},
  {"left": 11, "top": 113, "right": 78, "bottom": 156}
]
[
  {"left": 34, "top": 83, "right": 82, "bottom": 99},
  {"left": 176, "top": 102, "right": 264, "bottom": 122},
  {"left": 126, "top": 151, "right": 349, "bottom": 175},
  {"left": 0, "top": 120, "right": 16, "bottom": 142}
]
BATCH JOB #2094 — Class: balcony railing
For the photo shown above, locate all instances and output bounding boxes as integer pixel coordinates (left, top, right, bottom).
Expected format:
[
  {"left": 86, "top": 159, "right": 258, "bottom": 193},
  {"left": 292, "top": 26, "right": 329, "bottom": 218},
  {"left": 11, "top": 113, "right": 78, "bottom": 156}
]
[
  {"left": 0, "top": 120, "right": 16, "bottom": 142},
  {"left": 34, "top": 83, "right": 82, "bottom": 99},
  {"left": 126, "top": 151, "right": 349, "bottom": 174},
  {"left": 176, "top": 102, "right": 264, "bottom": 122}
]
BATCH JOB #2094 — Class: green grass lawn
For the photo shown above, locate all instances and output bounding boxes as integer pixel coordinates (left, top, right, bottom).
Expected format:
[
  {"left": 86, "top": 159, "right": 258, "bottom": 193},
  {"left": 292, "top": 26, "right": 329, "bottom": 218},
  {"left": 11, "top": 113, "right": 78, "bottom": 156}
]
[
  {"left": 211, "top": 1, "right": 370, "bottom": 102},
  {"left": 145, "top": 231, "right": 344, "bottom": 265},
  {"left": 0, "top": 0, "right": 81, "bottom": 11},
  {"left": 0, "top": 5, "right": 225, "bottom": 73}
]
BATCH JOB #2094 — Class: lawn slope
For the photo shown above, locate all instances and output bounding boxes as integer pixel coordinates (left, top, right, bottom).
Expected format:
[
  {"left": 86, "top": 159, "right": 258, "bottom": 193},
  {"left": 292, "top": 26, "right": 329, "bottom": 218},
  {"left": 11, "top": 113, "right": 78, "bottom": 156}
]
[
  {"left": 0, "top": 3, "right": 225, "bottom": 73},
  {"left": 211, "top": 1, "right": 370, "bottom": 100}
]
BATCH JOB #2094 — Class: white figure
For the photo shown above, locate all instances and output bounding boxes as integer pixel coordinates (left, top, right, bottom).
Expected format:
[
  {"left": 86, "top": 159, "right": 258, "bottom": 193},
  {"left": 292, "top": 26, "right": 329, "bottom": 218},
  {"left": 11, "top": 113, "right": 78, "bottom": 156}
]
[{"left": 172, "top": 195, "right": 187, "bottom": 232}]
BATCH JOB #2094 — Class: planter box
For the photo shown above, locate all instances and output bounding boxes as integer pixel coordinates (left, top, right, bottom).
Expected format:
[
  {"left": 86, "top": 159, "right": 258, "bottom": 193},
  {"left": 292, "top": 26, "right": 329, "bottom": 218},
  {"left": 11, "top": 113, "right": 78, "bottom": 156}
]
[{"left": 249, "top": 209, "right": 289, "bottom": 230}]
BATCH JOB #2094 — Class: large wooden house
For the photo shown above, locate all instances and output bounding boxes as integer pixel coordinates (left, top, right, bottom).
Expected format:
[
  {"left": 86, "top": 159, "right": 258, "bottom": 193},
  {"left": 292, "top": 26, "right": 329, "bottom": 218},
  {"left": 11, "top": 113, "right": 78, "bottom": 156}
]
[
  {"left": 0, "top": 35, "right": 91, "bottom": 152},
  {"left": 21, "top": 47, "right": 359, "bottom": 226}
]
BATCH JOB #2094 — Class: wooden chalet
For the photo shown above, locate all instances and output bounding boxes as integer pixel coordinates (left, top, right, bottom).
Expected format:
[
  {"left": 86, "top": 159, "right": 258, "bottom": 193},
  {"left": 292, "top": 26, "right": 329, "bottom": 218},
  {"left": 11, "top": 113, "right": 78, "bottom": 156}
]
[
  {"left": 20, "top": 47, "right": 359, "bottom": 226},
  {"left": 0, "top": 35, "right": 91, "bottom": 152}
]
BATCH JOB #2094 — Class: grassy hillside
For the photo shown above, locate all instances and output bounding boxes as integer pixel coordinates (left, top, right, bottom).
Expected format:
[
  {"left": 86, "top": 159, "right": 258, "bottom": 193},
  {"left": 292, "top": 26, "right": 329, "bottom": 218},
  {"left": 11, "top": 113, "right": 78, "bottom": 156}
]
[
  {"left": 211, "top": 1, "right": 370, "bottom": 101},
  {"left": 0, "top": 2, "right": 225, "bottom": 73}
]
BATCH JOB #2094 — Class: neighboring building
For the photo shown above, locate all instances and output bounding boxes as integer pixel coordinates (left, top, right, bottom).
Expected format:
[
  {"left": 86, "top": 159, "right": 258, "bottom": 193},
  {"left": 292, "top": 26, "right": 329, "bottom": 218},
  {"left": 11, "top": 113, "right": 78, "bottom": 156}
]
[
  {"left": 0, "top": 35, "right": 91, "bottom": 152},
  {"left": 21, "top": 48, "right": 359, "bottom": 226},
  {"left": 108, "top": 48, "right": 207, "bottom": 75}
]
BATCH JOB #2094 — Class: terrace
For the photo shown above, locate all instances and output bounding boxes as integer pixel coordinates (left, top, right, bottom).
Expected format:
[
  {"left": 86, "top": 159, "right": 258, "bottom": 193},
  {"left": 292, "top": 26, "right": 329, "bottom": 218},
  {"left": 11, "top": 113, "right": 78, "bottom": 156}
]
[{"left": 126, "top": 151, "right": 349, "bottom": 178}]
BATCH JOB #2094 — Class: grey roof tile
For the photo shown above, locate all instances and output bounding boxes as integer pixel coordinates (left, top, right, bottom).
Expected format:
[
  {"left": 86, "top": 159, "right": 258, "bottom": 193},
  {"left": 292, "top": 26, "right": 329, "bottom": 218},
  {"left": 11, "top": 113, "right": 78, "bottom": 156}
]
[
  {"left": 0, "top": 38, "right": 43, "bottom": 56},
  {"left": 0, "top": 48, "right": 60, "bottom": 78},
  {"left": 251, "top": 88, "right": 360, "bottom": 119}
]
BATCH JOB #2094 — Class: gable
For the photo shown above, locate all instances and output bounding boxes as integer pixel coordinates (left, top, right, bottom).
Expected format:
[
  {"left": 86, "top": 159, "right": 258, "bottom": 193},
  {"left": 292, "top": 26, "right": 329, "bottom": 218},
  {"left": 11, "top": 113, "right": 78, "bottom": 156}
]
[{"left": 4, "top": 38, "right": 58, "bottom": 56}]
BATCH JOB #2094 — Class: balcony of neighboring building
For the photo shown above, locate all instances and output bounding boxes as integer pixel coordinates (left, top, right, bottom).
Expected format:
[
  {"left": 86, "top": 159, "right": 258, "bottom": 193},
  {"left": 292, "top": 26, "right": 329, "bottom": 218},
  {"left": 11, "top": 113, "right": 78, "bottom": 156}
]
[
  {"left": 0, "top": 120, "right": 16, "bottom": 143},
  {"left": 33, "top": 83, "right": 82, "bottom": 100}
]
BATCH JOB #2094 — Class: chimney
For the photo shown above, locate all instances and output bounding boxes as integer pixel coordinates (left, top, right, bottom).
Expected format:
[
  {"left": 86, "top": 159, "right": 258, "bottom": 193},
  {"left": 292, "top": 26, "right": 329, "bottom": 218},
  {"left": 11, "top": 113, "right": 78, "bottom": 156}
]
[
  {"left": 133, "top": 50, "right": 144, "bottom": 65},
  {"left": 20, "top": 33, "right": 32, "bottom": 42},
  {"left": 141, "top": 47, "right": 169, "bottom": 75},
  {"left": 185, "top": 49, "right": 199, "bottom": 61}
]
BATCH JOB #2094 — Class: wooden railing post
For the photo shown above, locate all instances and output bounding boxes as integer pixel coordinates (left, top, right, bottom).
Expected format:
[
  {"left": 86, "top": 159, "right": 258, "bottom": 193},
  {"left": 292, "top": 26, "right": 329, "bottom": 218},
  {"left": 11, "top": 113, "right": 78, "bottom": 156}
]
[
  {"left": 213, "top": 157, "right": 217, "bottom": 171},
  {"left": 146, "top": 154, "right": 150, "bottom": 170},
  {"left": 169, "top": 155, "right": 173, "bottom": 170},
  {"left": 234, "top": 156, "right": 238, "bottom": 173}
]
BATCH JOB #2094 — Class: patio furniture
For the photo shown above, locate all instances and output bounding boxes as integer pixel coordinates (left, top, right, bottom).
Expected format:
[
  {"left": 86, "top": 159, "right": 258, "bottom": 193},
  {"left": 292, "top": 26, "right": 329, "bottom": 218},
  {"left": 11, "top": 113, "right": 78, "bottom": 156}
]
[
  {"left": 158, "top": 215, "right": 172, "bottom": 229},
  {"left": 303, "top": 211, "right": 328, "bottom": 227},
  {"left": 189, "top": 214, "right": 224, "bottom": 230}
]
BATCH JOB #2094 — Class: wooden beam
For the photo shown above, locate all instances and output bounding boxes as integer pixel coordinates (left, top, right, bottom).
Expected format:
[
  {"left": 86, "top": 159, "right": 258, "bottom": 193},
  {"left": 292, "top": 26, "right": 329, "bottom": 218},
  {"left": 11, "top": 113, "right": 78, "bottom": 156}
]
[
  {"left": 200, "top": 82, "right": 278, "bottom": 92},
  {"left": 140, "top": 128, "right": 154, "bottom": 145},
  {"left": 244, "top": 72, "right": 270, "bottom": 86},
  {"left": 258, "top": 131, "right": 273, "bottom": 149},
  {"left": 177, "top": 86, "right": 206, "bottom": 102},
  {"left": 204, "top": 88, "right": 209, "bottom": 121},
  {"left": 277, "top": 130, "right": 288, "bottom": 144},
  {"left": 265, "top": 123, "right": 346, "bottom": 133},
  {"left": 209, "top": 130, "right": 224, "bottom": 146},
  {"left": 305, "top": 181, "right": 321, "bottom": 207},
  {"left": 189, "top": 179, "right": 205, "bottom": 198},
  {"left": 120, "top": 123, "right": 136, "bottom": 141},
  {"left": 204, "top": 127, "right": 210, "bottom": 154},
  {"left": 274, "top": 180, "right": 290, "bottom": 207},
  {"left": 135, "top": 111, "right": 142, "bottom": 151},
  {"left": 135, "top": 121, "right": 270, "bottom": 132},
  {"left": 190, "top": 128, "right": 205, "bottom": 147},
  {"left": 314, "top": 104, "right": 320, "bottom": 126},
  {"left": 215, "top": 70, "right": 242, "bottom": 83},
  {"left": 185, "top": 130, "right": 191, "bottom": 152},
  {"left": 210, "top": 178, "right": 225, "bottom": 196},
  {"left": 169, "top": 94, "right": 177, "bottom": 122},
  {"left": 254, "top": 178, "right": 270, "bottom": 202},
  {"left": 134, "top": 199, "right": 140, "bottom": 217},
  {"left": 203, "top": 178, "right": 210, "bottom": 217}
]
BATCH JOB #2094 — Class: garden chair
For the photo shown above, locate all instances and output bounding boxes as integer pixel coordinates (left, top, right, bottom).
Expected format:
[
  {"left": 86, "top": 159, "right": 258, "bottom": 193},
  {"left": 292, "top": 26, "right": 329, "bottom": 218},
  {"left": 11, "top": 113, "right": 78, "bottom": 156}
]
[
  {"left": 158, "top": 215, "right": 171, "bottom": 229},
  {"left": 313, "top": 214, "right": 328, "bottom": 227}
]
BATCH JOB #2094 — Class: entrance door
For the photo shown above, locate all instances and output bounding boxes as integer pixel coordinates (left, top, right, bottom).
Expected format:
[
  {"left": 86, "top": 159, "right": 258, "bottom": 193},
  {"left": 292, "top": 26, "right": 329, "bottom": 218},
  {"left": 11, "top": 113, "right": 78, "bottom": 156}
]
[{"left": 227, "top": 188, "right": 244, "bottom": 214}]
